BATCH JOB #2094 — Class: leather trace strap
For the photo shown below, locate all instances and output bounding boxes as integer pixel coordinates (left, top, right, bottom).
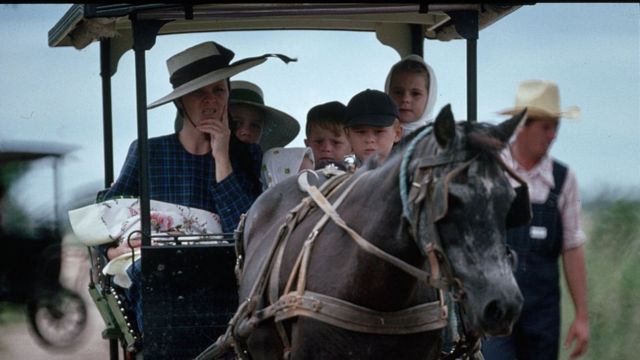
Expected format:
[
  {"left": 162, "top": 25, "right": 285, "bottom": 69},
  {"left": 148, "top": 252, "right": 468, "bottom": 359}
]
[{"left": 274, "top": 291, "right": 446, "bottom": 335}]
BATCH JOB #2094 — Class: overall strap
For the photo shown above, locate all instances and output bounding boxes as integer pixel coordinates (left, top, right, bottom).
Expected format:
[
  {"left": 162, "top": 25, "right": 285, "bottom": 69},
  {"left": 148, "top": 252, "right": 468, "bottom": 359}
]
[{"left": 545, "top": 160, "right": 568, "bottom": 208}]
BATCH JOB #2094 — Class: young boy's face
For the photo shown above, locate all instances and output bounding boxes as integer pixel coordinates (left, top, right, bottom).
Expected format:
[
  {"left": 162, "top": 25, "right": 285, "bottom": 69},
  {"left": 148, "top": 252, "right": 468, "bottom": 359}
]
[
  {"left": 346, "top": 122, "right": 402, "bottom": 163},
  {"left": 304, "top": 124, "right": 352, "bottom": 167}
]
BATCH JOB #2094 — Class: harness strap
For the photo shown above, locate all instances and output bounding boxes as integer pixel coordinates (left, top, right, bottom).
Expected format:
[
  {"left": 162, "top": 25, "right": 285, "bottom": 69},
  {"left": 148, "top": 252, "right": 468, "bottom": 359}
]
[
  {"left": 272, "top": 291, "right": 447, "bottom": 335},
  {"left": 299, "top": 174, "right": 439, "bottom": 285}
]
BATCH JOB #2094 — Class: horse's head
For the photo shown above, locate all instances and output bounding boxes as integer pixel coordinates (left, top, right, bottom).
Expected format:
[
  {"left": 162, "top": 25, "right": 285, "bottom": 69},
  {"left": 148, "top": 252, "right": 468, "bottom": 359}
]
[{"left": 406, "top": 105, "right": 528, "bottom": 337}]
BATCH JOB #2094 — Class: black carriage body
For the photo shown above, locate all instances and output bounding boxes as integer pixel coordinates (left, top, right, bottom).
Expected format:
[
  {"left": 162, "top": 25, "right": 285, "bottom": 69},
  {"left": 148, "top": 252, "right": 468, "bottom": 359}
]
[
  {"left": 0, "top": 230, "right": 62, "bottom": 303},
  {"left": 0, "top": 141, "right": 76, "bottom": 303},
  {"left": 142, "top": 243, "right": 238, "bottom": 359}
]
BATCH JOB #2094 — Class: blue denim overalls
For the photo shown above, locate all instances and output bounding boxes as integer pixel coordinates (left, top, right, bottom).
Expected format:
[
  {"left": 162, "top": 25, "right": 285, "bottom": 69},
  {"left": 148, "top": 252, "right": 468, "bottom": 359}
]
[{"left": 482, "top": 161, "right": 567, "bottom": 360}]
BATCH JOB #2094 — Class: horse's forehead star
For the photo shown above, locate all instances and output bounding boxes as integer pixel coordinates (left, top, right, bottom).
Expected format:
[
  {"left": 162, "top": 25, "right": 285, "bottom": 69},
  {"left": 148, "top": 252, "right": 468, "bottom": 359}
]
[{"left": 481, "top": 177, "right": 495, "bottom": 193}]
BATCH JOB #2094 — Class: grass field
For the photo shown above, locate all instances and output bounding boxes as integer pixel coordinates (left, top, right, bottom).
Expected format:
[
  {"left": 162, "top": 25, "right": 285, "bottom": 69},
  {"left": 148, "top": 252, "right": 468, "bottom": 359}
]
[{"left": 560, "top": 199, "right": 640, "bottom": 360}]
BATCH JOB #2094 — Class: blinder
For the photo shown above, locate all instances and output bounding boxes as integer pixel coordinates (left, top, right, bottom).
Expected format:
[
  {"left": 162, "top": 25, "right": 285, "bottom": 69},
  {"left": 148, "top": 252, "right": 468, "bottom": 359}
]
[
  {"left": 506, "top": 184, "right": 531, "bottom": 228},
  {"left": 427, "top": 155, "right": 477, "bottom": 223},
  {"left": 498, "top": 155, "right": 532, "bottom": 229}
]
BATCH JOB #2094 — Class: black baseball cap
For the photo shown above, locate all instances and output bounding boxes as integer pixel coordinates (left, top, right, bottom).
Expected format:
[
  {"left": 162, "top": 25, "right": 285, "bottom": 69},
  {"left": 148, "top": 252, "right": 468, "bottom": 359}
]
[
  {"left": 307, "top": 101, "right": 347, "bottom": 123},
  {"left": 344, "top": 89, "right": 399, "bottom": 128}
]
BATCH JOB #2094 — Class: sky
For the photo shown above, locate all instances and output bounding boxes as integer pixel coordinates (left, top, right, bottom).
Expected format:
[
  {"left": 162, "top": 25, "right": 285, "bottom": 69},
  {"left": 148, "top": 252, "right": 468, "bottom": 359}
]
[{"left": 0, "top": 3, "right": 638, "bottom": 221}]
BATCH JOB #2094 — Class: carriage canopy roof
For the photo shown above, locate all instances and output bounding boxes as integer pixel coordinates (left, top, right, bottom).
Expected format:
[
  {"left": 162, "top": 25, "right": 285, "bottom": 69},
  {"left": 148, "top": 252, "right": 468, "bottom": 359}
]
[
  {"left": 49, "top": 3, "right": 522, "bottom": 49},
  {"left": 0, "top": 140, "right": 77, "bottom": 163}
]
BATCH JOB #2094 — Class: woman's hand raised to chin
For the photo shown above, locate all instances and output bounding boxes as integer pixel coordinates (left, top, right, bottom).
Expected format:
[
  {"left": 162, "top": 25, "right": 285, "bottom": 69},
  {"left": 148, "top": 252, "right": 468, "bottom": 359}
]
[{"left": 197, "top": 103, "right": 232, "bottom": 181}]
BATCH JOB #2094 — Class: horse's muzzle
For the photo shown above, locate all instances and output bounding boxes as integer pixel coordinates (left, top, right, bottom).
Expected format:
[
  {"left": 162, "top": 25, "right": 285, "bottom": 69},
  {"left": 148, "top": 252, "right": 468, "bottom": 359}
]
[{"left": 479, "top": 289, "right": 523, "bottom": 336}]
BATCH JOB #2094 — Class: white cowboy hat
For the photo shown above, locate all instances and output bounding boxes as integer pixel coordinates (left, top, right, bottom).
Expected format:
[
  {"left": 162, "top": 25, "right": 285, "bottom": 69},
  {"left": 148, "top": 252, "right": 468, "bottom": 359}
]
[
  {"left": 230, "top": 80, "right": 300, "bottom": 151},
  {"left": 148, "top": 41, "right": 295, "bottom": 109},
  {"left": 499, "top": 79, "right": 581, "bottom": 120}
]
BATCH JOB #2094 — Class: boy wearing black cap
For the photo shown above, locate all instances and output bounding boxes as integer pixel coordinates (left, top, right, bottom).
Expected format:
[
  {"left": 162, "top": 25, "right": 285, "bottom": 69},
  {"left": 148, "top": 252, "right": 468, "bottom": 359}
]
[{"left": 344, "top": 89, "right": 403, "bottom": 165}]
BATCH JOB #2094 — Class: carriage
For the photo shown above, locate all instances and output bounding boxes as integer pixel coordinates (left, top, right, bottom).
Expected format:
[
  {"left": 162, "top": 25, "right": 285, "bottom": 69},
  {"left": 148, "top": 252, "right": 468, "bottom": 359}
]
[
  {"left": 0, "top": 140, "right": 88, "bottom": 349},
  {"left": 48, "top": 3, "right": 529, "bottom": 359}
]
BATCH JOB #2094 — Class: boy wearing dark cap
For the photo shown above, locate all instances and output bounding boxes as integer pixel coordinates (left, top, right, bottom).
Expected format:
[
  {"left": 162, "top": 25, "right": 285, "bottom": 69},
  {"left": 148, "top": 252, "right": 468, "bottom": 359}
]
[
  {"left": 304, "top": 101, "right": 352, "bottom": 169},
  {"left": 344, "top": 89, "right": 403, "bottom": 165}
]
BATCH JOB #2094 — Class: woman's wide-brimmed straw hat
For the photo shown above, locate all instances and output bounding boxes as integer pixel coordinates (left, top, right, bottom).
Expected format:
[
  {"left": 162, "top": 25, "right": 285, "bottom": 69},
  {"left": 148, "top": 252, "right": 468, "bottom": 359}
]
[
  {"left": 499, "top": 79, "right": 581, "bottom": 120},
  {"left": 149, "top": 41, "right": 294, "bottom": 109},
  {"left": 230, "top": 80, "right": 300, "bottom": 151}
]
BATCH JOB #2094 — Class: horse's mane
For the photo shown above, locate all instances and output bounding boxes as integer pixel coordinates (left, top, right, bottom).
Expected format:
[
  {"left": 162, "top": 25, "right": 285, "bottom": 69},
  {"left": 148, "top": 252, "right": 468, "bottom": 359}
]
[
  {"left": 363, "top": 121, "right": 506, "bottom": 172},
  {"left": 464, "top": 122, "right": 507, "bottom": 154}
]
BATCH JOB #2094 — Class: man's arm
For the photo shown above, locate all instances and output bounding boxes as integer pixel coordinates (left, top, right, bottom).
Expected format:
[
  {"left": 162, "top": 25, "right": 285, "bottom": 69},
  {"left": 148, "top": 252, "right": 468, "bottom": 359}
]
[{"left": 562, "top": 245, "right": 590, "bottom": 358}]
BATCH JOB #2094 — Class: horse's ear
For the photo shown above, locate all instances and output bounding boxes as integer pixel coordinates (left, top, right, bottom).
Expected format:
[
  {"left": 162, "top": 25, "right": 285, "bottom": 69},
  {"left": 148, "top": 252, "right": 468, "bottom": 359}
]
[
  {"left": 434, "top": 104, "right": 456, "bottom": 148},
  {"left": 492, "top": 108, "right": 527, "bottom": 143}
]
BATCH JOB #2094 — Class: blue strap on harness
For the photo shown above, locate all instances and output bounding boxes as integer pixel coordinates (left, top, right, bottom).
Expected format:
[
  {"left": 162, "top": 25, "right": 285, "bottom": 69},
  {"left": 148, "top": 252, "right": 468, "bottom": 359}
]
[{"left": 399, "top": 125, "right": 433, "bottom": 221}]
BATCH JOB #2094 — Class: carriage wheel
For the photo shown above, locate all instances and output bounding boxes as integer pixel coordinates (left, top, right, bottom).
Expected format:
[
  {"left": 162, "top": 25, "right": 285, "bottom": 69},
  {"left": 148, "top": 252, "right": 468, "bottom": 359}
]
[{"left": 26, "top": 287, "right": 88, "bottom": 348}]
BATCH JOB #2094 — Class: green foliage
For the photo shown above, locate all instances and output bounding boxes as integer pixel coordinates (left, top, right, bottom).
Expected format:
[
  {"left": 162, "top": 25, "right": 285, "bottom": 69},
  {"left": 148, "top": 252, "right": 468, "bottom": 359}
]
[
  {"left": 560, "top": 200, "right": 640, "bottom": 360},
  {"left": 0, "top": 303, "right": 24, "bottom": 325}
]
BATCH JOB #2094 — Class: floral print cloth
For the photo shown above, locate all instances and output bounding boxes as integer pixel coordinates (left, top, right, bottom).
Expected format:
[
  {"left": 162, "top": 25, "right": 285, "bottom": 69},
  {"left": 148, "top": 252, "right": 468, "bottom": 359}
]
[{"left": 68, "top": 198, "right": 223, "bottom": 287}]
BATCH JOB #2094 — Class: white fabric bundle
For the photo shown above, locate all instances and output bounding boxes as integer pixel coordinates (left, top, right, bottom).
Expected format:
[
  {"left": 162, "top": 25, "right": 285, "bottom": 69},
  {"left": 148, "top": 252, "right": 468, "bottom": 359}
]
[{"left": 68, "top": 198, "right": 222, "bottom": 287}]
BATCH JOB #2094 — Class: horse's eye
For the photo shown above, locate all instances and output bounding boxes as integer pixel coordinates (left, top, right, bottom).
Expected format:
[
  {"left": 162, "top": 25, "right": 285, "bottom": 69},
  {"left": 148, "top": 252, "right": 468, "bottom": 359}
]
[{"left": 447, "top": 192, "right": 464, "bottom": 210}]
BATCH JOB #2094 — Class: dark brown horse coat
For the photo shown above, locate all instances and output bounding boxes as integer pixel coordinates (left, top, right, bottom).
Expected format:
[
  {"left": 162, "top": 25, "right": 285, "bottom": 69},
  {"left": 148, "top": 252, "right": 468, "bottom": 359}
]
[{"left": 237, "top": 105, "right": 527, "bottom": 360}]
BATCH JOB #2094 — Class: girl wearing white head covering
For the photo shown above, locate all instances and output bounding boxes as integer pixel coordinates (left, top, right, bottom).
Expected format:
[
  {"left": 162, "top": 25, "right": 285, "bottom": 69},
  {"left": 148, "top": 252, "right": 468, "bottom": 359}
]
[
  {"left": 384, "top": 54, "right": 438, "bottom": 136},
  {"left": 260, "top": 147, "right": 315, "bottom": 190}
]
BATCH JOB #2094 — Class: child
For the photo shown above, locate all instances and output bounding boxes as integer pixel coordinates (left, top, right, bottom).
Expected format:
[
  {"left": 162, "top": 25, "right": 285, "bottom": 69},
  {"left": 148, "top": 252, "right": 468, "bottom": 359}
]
[
  {"left": 260, "top": 147, "right": 315, "bottom": 190},
  {"left": 304, "top": 101, "right": 352, "bottom": 169},
  {"left": 384, "top": 55, "right": 438, "bottom": 136},
  {"left": 229, "top": 80, "right": 300, "bottom": 151},
  {"left": 344, "top": 89, "right": 403, "bottom": 165}
]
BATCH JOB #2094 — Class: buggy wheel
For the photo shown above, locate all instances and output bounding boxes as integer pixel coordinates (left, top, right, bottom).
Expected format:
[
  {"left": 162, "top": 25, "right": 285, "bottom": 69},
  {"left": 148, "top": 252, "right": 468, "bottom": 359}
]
[{"left": 27, "top": 287, "right": 88, "bottom": 348}]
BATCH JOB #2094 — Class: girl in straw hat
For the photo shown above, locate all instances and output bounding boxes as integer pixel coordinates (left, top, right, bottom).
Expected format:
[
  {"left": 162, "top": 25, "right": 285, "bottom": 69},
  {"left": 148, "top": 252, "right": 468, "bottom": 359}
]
[{"left": 229, "top": 80, "right": 300, "bottom": 151}]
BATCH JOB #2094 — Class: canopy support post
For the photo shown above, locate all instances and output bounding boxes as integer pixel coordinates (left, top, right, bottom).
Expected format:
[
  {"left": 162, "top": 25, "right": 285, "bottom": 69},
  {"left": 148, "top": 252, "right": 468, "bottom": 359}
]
[
  {"left": 130, "top": 16, "right": 167, "bottom": 246},
  {"left": 450, "top": 10, "right": 479, "bottom": 122},
  {"left": 100, "top": 39, "right": 114, "bottom": 188}
]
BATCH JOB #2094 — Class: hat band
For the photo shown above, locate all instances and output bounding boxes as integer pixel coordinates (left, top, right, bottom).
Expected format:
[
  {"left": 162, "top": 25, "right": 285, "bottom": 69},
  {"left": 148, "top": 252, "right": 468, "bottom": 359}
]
[
  {"left": 170, "top": 55, "right": 232, "bottom": 88},
  {"left": 231, "top": 88, "right": 264, "bottom": 105}
]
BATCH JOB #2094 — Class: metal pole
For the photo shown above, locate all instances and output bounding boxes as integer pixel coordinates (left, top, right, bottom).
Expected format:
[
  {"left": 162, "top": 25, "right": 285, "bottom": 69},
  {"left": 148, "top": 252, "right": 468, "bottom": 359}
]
[
  {"left": 449, "top": 10, "right": 479, "bottom": 122},
  {"left": 132, "top": 38, "right": 151, "bottom": 246},
  {"left": 52, "top": 158, "right": 61, "bottom": 237},
  {"left": 129, "top": 17, "right": 166, "bottom": 244},
  {"left": 100, "top": 39, "right": 114, "bottom": 188},
  {"left": 409, "top": 23, "right": 424, "bottom": 57},
  {"left": 467, "top": 37, "right": 477, "bottom": 122}
]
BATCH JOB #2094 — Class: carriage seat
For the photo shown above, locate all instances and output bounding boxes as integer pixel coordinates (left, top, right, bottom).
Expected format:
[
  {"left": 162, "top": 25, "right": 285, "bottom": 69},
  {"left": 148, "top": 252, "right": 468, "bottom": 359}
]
[{"left": 69, "top": 196, "right": 239, "bottom": 358}]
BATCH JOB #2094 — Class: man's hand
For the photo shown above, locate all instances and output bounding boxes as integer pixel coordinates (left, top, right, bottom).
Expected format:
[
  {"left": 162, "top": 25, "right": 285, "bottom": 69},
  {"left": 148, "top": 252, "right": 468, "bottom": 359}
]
[{"left": 564, "top": 317, "right": 590, "bottom": 358}]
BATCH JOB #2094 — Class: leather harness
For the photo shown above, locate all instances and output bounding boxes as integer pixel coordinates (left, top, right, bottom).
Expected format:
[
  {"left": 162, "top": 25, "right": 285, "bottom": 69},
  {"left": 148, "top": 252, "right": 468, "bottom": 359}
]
[{"left": 197, "top": 129, "right": 530, "bottom": 360}]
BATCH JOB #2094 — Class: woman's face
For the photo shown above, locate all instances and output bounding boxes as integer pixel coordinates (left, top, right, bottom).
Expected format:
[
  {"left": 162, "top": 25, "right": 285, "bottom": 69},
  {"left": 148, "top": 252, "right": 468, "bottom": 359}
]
[
  {"left": 389, "top": 71, "right": 429, "bottom": 124},
  {"left": 180, "top": 80, "right": 229, "bottom": 127},
  {"left": 230, "top": 103, "right": 264, "bottom": 144}
]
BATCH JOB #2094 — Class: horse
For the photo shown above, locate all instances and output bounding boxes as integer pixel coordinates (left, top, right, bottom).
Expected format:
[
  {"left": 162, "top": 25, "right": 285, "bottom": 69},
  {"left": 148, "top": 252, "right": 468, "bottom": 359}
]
[{"left": 223, "top": 105, "right": 529, "bottom": 360}]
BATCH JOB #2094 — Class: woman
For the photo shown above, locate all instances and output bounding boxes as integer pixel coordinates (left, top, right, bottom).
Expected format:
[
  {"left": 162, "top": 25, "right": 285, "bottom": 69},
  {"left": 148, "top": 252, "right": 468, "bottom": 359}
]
[{"left": 100, "top": 41, "right": 293, "bottom": 332}]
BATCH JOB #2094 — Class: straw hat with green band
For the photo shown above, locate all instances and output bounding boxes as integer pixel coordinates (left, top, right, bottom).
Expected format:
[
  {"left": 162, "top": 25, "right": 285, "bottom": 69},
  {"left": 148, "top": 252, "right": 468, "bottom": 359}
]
[{"left": 230, "top": 80, "right": 300, "bottom": 151}]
